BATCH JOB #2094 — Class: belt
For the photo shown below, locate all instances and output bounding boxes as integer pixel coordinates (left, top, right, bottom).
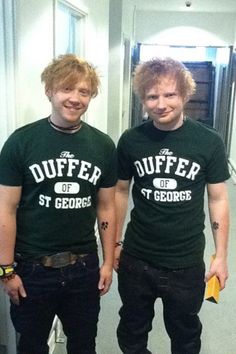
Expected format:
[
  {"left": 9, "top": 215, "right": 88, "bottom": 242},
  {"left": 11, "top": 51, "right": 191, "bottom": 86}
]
[{"left": 36, "top": 252, "right": 88, "bottom": 268}]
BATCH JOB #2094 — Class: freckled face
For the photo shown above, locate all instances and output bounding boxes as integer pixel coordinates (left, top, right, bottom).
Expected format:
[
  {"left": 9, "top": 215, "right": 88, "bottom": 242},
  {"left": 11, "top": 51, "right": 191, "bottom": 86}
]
[
  {"left": 143, "top": 76, "right": 186, "bottom": 131},
  {"left": 47, "top": 80, "right": 92, "bottom": 128}
]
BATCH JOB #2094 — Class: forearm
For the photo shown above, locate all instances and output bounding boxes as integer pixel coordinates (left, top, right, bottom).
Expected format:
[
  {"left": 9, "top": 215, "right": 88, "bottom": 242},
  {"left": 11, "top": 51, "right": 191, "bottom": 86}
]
[
  {"left": 206, "top": 182, "right": 229, "bottom": 288},
  {"left": 115, "top": 180, "right": 130, "bottom": 242},
  {"left": 208, "top": 197, "right": 229, "bottom": 260},
  {"left": 0, "top": 185, "right": 21, "bottom": 265},
  {"left": 97, "top": 210, "right": 116, "bottom": 268},
  {"left": 0, "top": 211, "right": 17, "bottom": 264},
  {"left": 97, "top": 186, "right": 116, "bottom": 268}
]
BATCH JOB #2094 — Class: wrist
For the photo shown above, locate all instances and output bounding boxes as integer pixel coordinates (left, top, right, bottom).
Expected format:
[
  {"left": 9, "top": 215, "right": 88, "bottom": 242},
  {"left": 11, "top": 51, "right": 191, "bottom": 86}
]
[
  {"left": 0, "top": 263, "right": 16, "bottom": 280},
  {"left": 1, "top": 273, "right": 16, "bottom": 282}
]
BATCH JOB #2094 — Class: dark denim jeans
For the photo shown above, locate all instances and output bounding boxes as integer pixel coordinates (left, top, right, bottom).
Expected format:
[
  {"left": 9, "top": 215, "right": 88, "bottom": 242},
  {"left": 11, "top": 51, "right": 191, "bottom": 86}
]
[
  {"left": 11, "top": 253, "right": 100, "bottom": 354},
  {"left": 117, "top": 252, "right": 205, "bottom": 354}
]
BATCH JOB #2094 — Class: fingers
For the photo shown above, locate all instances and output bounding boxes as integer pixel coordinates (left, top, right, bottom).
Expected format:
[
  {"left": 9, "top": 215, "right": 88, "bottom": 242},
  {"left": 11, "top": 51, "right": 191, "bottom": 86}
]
[
  {"left": 204, "top": 270, "right": 213, "bottom": 283},
  {"left": 205, "top": 270, "right": 228, "bottom": 291},
  {"left": 4, "top": 277, "right": 27, "bottom": 305},
  {"left": 19, "top": 283, "right": 27, "bottom": 299},
  {"left": 98, "top": 276, "right": 112, "bottom": 296}
]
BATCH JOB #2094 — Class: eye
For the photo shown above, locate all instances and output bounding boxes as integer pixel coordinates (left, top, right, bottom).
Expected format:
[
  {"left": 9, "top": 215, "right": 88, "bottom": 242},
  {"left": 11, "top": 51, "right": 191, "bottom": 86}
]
[
  {"left": 79, "top": 90, "right": 91, "bottom": 97},
  {"left": 165, "top": 93, "right": 176, "bottom": 98},
  {"left": 62, "top": 87, "right": 72, "bottom": 93},
  {"left": 146, "top": 95, "right": 158, "bottom": 101}
]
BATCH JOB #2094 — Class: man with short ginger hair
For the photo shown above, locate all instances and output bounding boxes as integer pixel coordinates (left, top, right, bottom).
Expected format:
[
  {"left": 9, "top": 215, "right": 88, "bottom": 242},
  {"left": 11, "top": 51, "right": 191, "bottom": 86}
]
[
  {"left": 0, "top": 54, "right": 117, "bottom": 354},
  {"left": 115, "top": 57, "right": 230, "bottom": 354}
]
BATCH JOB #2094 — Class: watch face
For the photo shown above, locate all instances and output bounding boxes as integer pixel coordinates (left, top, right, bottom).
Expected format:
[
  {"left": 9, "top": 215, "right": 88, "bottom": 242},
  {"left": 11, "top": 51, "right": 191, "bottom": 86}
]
[{"left": 0, "top": 267, "right": 4, "bottom": 277}]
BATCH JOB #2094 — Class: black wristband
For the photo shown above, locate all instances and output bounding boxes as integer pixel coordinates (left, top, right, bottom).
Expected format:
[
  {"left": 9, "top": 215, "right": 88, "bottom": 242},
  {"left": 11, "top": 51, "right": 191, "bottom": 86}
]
[
  {"left": 115, "top": 241, "right": 123, "bottom": 247},
  {"left": 0, "top": 264, "right": 16, "bottom": 279}
]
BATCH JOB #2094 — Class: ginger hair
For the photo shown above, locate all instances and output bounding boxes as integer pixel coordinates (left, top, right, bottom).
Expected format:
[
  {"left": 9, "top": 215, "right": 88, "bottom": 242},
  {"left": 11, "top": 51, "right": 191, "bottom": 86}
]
[
  {"left": 41, "top": 54, "right": 100, "bottom": 97},
  {"left": 133, "top": 57, "right": 196, "bottom": 102}
]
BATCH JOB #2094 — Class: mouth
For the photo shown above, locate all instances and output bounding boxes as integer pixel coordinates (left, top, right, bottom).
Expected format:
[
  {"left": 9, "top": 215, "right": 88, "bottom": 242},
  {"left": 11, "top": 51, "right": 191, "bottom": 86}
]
[
  {"left": 64, "top": 105, "right": 81, "bottom": 112},
  {"left": 153, "top": 111, "right": 172, "bottom": 117}
]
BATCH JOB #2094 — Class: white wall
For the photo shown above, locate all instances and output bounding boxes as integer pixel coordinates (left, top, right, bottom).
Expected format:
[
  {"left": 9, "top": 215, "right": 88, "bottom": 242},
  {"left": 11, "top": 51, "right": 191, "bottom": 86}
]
[
  {"left": 0, "top": 0, "right": 17, "bottom": 149},
  {"left": 74, "top": 0, "right": 110, "bottom": 132},
  {"left": 231, "top": 31, "right": 236, "bottom": 181},
  {"left": 15, "top": 0, "right": 54, "bottom": 127},
  {"left": 13, "top": 0, "right": 110, "bottom": 135},
  {"left": 135, "top": 11, "right": 236, "bottom": 46},
  {"left": 121, "top": 1, "right": 136, "bottom": 132},
  {"left": 107, "top": 0, "right": 123, "bottom": 143}
]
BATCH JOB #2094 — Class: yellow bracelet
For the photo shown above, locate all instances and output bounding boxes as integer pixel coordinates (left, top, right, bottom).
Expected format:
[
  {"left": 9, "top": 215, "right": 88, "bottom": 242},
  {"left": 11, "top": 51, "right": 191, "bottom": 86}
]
[
  {"left": 5, "top": 267, "right": 14, "bottom": 274},
  {"left": 0, "top": 264, "right": 15, "bottom": 278}
]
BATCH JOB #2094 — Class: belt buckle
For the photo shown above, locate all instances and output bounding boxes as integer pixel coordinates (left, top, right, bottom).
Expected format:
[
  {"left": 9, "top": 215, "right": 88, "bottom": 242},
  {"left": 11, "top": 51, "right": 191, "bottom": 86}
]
[{"left": 50, "top": 251, "right": 73, "bottom": 268}]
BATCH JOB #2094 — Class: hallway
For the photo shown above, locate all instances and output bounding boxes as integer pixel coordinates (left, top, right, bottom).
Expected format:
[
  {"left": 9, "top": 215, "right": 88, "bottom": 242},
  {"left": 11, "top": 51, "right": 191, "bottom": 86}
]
[{"left": 54, "top": 178, "right": 236, "bottom": 354}]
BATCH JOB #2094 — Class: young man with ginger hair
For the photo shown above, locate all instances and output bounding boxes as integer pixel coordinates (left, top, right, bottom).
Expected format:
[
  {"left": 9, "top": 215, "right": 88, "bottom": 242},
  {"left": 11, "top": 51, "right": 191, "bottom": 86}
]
[
  {"left": 0, "top": 54, "right": 117, "bottom": 354},
  {"left": 115, "top": 57, "right": 229, "bottom": 354}
]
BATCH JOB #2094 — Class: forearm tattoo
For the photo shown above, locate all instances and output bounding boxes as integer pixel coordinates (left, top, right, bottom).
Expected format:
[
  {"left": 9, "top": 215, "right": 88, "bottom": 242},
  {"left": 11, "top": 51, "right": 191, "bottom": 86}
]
[
  {"left": 212, "top": 221, "right": 219, "bottom": 230},
  {"left": 101, "top": 221, "right": 109, "bottom": 230}
]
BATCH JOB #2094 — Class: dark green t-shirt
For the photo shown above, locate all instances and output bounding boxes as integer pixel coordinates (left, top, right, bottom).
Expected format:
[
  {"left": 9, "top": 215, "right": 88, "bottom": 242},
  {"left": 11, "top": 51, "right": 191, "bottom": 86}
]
[
  {"left": 117, "top": 118, "right": 230, "bottom": 268},
  {"left": 0, "top": 118, "right": 117, "bottom": 258}
]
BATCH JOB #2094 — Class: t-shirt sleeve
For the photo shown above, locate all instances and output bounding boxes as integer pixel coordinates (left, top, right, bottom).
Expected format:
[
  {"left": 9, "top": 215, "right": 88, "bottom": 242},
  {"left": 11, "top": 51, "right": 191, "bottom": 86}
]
[
  {"left": 117, "top": 132, "right": 133, "bottom": 180},
  {"left": 206, "top": 135, "right": 230, "bottom": 183},
  {"left": 99, "top": 141, "right": 117, "bottom": 188},
  {"left": 0, "top": 134, "right": 23, "bottom": 186}
]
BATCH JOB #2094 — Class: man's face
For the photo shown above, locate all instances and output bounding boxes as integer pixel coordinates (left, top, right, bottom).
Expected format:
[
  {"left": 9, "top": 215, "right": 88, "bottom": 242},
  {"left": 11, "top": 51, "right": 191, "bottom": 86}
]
[
  {"left": 143, "top": 76, "right": 186, "bottom": 131},
  {"left": 47, "top": 80, "right": 92, "bottom": 126}
]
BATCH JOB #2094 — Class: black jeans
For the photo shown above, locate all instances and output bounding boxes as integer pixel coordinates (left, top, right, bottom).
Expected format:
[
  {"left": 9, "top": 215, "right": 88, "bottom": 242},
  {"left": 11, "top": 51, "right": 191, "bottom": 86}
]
[
  {"left": 11, "top": 253, "right": 100, "bottom": 354},
  {"left": 117, "top": 252, "right": 205, "bottom": 354}
]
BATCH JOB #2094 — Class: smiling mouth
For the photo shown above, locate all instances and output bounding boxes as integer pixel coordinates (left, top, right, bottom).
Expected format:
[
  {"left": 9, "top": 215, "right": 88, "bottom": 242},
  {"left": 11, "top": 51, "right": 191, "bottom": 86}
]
[
  {"left": 155, "top": 111, "right": 171, "bottom": 117},
  {"left": 65, "top": 106, "right": 81, "bottom": 111}
]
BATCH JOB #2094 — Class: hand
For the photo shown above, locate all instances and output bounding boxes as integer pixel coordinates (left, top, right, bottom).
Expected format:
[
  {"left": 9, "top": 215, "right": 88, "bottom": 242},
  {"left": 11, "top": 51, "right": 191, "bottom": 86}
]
[
  {"left": 1, "top": 274, "right": 27, "bottom": 305},
  {"left": 113, "top": 246, "right": 122, "bottom": 272},
  {"left": 98, "top": 263, "right": 113, "bottom": 296},
  {"left": 205, "top": 257, "right": 228, "bottom": 290}
]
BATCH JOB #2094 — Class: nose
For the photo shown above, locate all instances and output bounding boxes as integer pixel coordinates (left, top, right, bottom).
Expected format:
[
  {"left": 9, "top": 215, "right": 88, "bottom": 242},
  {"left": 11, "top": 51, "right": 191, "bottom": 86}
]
[
  {"left": 156, "top": 96, "right": 166, "bottom": 110},
  {"left": 68, "top": 89, "right": 81, "bottom": 102}
]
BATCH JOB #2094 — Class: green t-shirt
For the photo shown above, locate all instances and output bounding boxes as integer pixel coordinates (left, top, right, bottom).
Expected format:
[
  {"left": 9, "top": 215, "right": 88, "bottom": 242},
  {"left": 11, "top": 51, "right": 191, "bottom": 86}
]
[
  {"left": 117, "top": 118, "right": 230, "bottom": 268},
  {"left": 0, "top": 118, "right": 117, "bottom": 258}
]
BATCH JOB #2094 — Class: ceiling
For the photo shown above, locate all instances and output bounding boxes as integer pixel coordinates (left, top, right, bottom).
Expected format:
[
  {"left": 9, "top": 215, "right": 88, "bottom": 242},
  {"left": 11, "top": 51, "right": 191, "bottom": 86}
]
[{"left": 130, "top": 0, "right": 236, "bottom": 13}]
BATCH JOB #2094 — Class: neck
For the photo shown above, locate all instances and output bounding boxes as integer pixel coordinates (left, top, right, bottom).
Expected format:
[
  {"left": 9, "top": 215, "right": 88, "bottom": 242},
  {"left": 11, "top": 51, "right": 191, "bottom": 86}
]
[{"left": 48, "top": 117, "right": 82, "bottom": 133}]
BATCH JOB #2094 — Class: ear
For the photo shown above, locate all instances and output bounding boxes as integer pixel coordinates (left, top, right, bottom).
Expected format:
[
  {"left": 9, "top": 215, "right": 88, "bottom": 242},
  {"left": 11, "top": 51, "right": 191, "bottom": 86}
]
[
  {"left": 45, "top": 89, "right": 52, "bottom": 102},
  {"left": 183, "top": 96, "right": 189, "bottom": 105}
]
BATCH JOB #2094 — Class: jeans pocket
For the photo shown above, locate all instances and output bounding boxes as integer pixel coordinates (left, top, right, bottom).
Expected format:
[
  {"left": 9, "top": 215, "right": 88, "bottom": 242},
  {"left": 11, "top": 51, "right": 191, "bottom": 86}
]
[
  {"left": 172, "top": 265, "right": 205, "bottom": 288},
  {"left": 170, "top": 266, "right": 206, "bottom": 314},
  {"left": 118, "top": 252, "right": 144, "bottom": 282},
  {"left": 81, "top": 253, "right": 99, "bottom": 271},
  {"left": 15, "top": 261, "right": 37, "bottom": 279}
]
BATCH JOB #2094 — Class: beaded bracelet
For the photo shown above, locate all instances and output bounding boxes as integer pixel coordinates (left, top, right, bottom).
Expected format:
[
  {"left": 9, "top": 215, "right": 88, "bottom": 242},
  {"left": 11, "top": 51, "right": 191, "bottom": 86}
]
[{"left": 1, "top": 272, "right": 16, "bottom": 282}]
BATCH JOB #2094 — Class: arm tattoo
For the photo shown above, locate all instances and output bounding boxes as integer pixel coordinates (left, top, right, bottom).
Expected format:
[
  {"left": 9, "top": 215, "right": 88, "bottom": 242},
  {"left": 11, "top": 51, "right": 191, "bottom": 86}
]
[
  {"left": 101, "top": 221, "right": 109, "bottom": 230},
  {"left": 212, "top": 221, "right": 219, "bottom": 230}
]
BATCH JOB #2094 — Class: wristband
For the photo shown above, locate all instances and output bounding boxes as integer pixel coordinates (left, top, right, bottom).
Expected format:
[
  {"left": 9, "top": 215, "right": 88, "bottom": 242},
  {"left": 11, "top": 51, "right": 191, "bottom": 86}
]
[
  {"left": 1, "top": 272, "right": 16, "bottom": 282},
  {"left": 115, "top": 241, "right": 123, "bottom": 247},
  {"left": 0, "top": 264, "right": 15, "bottom": 279}
]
